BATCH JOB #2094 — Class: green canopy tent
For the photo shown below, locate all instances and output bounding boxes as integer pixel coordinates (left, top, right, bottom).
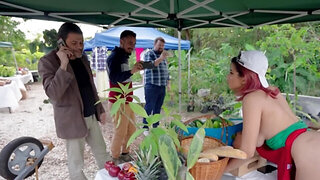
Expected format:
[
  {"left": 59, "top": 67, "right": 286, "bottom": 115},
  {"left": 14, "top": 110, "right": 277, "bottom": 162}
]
[
  {"left": 1, "top": 0, "right": 320, "bottom": 29},
  {"left": 1, "top": 0, "right": 319, "bottom": 112},
  {"left": 0, "top": 41, "right": 18, "bottom": 73}
]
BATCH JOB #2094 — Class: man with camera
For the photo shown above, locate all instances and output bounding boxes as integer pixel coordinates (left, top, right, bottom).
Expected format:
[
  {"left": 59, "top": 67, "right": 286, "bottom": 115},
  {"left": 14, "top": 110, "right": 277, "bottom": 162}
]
[{"left": 143, "top": 37, "right": 170, "bottom": 131}]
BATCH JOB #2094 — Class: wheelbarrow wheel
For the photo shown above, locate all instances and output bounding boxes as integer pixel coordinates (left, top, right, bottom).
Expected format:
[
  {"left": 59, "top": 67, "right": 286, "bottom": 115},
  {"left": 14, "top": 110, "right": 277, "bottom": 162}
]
[{"left": 0, "top": 137, "right": 44, "bottom": 180}]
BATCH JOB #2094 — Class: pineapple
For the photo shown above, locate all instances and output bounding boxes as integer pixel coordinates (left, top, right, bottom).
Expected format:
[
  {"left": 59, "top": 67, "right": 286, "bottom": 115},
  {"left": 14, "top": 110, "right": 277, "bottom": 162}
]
[{"left": 133, "top": 148, "right": 161, "bottom": 180}]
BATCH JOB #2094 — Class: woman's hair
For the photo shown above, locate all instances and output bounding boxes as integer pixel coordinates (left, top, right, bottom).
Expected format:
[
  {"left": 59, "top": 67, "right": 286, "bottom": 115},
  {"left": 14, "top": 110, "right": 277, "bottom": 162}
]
[{"left": 231, "top": 57, "right": 279, "bottom": 100}]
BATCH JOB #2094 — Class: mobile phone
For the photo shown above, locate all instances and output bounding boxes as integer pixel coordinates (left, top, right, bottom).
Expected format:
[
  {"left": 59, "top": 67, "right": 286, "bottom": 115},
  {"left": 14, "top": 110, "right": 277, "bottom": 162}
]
[
  {"left": 57, "top": 38, "right": 66, "bottom": 48},
  {"left": 142, "top": 61, "right": 154, "bottom": 69}
]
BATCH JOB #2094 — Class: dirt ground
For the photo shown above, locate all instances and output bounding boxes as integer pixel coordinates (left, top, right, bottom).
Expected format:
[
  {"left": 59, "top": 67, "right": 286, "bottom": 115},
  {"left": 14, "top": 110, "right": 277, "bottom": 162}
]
[{"left": 0, "top": 82, "right": 204, "bottom": 180}]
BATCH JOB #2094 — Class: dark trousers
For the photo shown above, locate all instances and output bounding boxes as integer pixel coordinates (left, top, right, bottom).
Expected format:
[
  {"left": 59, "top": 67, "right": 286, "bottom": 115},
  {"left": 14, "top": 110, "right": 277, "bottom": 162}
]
[{"left": 143, "top": 84, "right": 166, "bottom": 128}]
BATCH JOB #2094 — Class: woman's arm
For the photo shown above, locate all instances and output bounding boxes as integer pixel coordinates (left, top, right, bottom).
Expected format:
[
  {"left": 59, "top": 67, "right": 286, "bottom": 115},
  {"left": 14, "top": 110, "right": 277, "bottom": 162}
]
[{"left": 225, "top": 92, "right": 264, "bottom": 172}]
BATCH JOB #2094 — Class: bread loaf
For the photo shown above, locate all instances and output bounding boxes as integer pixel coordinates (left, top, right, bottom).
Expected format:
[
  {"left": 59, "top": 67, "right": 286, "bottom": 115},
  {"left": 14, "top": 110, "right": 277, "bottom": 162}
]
[
  {"left": 197, "top": 158, "right": 211, "bottom": 163},
  {"left": 204, "top": 146, "right": 247, "bottom": 159},
  {"left": 199, "top": 152, "right": 219, "bottom": 161}
]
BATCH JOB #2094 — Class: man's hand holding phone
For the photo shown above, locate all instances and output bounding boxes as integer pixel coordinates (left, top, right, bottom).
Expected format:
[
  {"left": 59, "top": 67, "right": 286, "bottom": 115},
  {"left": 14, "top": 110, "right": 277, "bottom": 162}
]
[
  {"left": 130, "top": 62, "right": 143, "bottom": 74},
  {"left": 141, "top": 61, "right": 154, "bottom": 69},
  {"left": 160, "top": 50, "right": 168, "bottom": 60},
  {"left": 56, "top": 38, "right": 73, "bottom": 71}
]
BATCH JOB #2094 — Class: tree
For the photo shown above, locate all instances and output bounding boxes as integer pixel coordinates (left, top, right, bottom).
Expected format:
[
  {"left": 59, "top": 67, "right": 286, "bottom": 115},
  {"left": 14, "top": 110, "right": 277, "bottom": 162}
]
[
  {"left": 43, "top": 29, "right": 58, "bottom": 48},
  {"left": 0, "top": 16, "right": 26, "bottom": 49}
]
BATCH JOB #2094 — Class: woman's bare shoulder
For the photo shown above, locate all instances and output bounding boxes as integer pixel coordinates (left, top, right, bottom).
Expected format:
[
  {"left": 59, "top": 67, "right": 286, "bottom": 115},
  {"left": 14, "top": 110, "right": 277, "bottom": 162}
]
[{"left": 243, "top": 90, "right": 266, "bottom": 101}]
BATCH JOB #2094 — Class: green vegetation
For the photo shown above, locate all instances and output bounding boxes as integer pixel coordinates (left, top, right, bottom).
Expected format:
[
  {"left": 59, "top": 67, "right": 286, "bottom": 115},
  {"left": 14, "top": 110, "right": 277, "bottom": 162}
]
[
  {"left": 166, "top": 22, "right": 320, "bottom": 109},
  {"left": 1, "top": 16, "right": 319, "bottom": 101}
]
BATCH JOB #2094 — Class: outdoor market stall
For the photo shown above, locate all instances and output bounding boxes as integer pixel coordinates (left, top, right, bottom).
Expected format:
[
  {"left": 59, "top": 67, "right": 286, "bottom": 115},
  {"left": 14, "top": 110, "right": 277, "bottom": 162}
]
[
  {"left": 1, "top": 71, "right": 34, "bottom": 91},
  {"left": 1, "top": 1, "right": 319, "bottom": 179}
]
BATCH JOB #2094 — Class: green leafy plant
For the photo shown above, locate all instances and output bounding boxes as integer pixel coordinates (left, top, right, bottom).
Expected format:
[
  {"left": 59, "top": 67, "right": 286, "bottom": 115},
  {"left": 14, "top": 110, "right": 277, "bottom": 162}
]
[
  {"left": 126, "top": 106, "right": 188, "bottom": 160},
  {"left": 101, "top": 84, "right": 207, "bottom": 180},
  {"left": 97, "top": 82, "right": 146, "bottom": 128},
  {"left": 157, "top": 127, "right": 205, "bottom": 180}
]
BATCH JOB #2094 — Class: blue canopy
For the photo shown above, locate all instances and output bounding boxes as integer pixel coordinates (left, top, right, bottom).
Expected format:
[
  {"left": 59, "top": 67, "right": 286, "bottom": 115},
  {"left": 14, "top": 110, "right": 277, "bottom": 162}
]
[{"left": 84, "top": 27, "right": 190, "bottom": 51}]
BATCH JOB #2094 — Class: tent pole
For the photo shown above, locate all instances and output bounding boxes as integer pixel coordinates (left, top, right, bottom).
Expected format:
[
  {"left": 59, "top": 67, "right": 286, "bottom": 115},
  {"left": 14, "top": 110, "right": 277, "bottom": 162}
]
[
  {"left": 11, "top": 47, "right": 18, "bottom": 74},
  {"left": 95, "top": 47, "right": 98, "bottom": 71},
  {"left": 187, "top": 48, "right": 192, "bottom": 99},
  {"left": 178, "top": 31, "right": 181, "bottom": 114},
  {"left": 293, "top": 56, "right": 296, "bottom": 114}
]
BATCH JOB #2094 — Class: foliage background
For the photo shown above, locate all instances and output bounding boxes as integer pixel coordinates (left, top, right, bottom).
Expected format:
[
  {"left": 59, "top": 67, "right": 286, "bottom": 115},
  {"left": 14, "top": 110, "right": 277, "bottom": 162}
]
[
  {"left": 1, "top": 16, "right": 319, "bottom": 107},
  {"left": 163, "top": 23, "right": 320, "bottom": 110}
]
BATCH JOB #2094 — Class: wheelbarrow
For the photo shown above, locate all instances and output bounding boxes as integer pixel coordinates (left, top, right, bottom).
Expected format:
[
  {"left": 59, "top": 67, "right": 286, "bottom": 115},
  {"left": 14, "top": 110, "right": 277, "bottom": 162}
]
[{"left": 0, "top": 137, "right": 54, "bottom": 180}]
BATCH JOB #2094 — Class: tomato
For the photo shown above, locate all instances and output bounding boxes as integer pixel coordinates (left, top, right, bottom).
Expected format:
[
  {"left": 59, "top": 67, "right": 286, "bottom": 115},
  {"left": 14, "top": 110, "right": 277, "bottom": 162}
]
[
  {"left": 123, "top": 172, "right": 136, "bottom": 180},
  {"left": 104, "top": 161, "right": 115, "bottom": 171},
  {"left": 109, "top": 165, "right": 121, "bottom": 177},
  {"left": 117, "top": 170, "right": 126, "bottom": 180}
]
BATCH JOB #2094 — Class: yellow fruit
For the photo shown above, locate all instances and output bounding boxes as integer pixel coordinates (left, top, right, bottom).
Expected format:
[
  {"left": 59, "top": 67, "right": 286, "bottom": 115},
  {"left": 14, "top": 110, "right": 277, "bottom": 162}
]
[{"left": 128, "top": 166, "right": 138, "bottom": 173}]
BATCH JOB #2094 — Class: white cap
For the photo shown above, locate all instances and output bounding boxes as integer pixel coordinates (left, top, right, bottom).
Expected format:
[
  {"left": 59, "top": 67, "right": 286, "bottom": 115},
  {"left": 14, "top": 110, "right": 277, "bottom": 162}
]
[{"left": 236, "top": 50, "right": 269, "bottom": 88}]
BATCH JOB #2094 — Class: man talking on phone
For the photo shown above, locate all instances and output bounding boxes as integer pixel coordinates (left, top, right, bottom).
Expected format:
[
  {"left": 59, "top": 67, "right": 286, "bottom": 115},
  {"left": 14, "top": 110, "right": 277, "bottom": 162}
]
[
  {"left": 38, "top": 22, "right": 109, "bottom": 180},
  {"left": 143, "top": 37, "right": 170, "bottom": 132}
]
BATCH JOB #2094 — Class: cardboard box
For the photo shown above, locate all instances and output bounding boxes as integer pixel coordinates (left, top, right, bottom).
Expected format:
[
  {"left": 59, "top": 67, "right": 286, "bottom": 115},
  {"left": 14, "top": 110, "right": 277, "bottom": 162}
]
[{"left": 230, "top": 154, "right": 267, "bottom": 177}]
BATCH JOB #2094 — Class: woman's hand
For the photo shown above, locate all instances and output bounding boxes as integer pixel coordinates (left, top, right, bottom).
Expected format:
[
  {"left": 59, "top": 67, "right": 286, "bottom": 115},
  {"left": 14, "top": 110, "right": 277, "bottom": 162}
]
[{"left": 233, "top": 132, "right": 242, "bottom": 149}]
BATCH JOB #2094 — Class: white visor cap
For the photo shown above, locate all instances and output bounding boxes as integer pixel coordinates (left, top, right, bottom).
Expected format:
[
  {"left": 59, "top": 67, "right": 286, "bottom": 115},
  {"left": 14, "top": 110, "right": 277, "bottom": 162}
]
[{"left": 236, "top": 50, "right": 269, "bottom": 88}]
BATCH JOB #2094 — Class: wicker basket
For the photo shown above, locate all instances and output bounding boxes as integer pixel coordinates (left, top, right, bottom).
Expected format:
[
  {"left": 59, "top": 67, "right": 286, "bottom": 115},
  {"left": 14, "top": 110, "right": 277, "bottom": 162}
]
[
  {"left": 181, "top": 136, "right": 229, "bottom": 180},
  {"left": 180, "top": 114, "right": 229, "bottom": 142}
]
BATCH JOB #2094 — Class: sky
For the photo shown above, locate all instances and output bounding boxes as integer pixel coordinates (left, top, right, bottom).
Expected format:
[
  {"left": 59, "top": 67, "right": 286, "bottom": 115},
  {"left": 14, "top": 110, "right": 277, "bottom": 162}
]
[{"left": 13, "top": 17, "right": 103, "bottom": 41}]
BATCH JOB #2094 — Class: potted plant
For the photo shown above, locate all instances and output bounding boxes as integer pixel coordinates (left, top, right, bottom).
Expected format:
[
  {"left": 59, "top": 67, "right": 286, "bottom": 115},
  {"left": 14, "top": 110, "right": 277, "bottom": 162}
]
[{"left": 100, "top": 83, "right": 206, "bottom": 180}]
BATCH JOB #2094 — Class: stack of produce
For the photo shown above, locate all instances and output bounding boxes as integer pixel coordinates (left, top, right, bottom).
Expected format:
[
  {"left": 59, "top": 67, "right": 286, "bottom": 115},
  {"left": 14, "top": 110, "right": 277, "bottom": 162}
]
[
  {"left": 0, "top": 65, "right": 15, "bottom": 77},
  {"left": 104, "top": 161, "right": 137, "bottom": 180},
  {"left": 188, "top": 117, "right": 234, "bottom": 128}
]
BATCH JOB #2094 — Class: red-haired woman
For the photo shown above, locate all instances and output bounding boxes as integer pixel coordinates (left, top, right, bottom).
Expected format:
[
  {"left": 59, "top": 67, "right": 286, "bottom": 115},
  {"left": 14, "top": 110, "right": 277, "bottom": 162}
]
[{"left": 224, "top": 50, "right": 320, "bottom": 180}]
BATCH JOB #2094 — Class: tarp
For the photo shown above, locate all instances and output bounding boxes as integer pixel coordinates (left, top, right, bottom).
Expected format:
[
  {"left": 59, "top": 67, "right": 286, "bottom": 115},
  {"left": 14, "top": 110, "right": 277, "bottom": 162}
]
[
  {"left": 84, "top": 27, "right": 190, "bottom": 51},
  {"left": 1, "top": 1, "right": 320, "bottom": 30},
  {"left": 0, "top": 42, "right": 13, "bottom": 48}
]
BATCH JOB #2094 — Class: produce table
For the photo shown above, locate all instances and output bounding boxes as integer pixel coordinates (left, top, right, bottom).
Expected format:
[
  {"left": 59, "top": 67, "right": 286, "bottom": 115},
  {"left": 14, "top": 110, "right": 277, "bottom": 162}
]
[
  {"left": 0, "top": 81, "right": 22, "bottom": 111},
  {"left": 95, "top": 167, "right": 277, "bottom": 180},
  {"left": 16, "top": 71, "right": 34, "bottom": 84},
  {"left": 1, "top": 72, "right": 34, "bottom": 91}
]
